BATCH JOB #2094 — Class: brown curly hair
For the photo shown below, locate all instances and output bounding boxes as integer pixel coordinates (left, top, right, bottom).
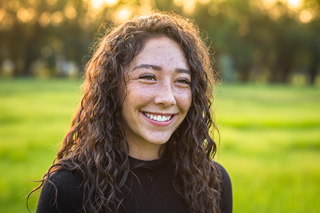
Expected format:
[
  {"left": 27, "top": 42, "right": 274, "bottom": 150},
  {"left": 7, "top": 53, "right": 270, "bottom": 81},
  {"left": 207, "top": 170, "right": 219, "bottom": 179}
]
[{"left": 28, "top": 12, "right": 221, "bottom": 213}]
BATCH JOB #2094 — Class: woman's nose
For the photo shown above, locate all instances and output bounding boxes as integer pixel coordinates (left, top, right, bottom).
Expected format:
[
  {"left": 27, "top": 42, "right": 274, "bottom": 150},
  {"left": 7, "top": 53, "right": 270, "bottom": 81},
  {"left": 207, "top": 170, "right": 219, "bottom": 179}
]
[{"left": 154, "top": 80, "right": 176, "bottom": 106}]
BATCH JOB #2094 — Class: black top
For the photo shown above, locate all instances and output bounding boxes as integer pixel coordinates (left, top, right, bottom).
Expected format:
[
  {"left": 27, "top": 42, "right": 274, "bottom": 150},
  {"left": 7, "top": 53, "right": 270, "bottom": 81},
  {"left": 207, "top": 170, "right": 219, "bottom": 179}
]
[{"left": 36, "top": 156, "right": 232, "bottom": 213}]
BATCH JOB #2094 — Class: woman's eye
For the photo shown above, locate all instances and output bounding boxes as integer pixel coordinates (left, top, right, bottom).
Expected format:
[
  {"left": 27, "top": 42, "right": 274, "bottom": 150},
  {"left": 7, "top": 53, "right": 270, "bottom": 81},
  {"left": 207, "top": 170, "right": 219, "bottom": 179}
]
[
  {"left": 139, "top": 74, "right": 156, "bottom": 81},
  {"left": 176, "top": 78, "right": 191, "bottom": 85}
]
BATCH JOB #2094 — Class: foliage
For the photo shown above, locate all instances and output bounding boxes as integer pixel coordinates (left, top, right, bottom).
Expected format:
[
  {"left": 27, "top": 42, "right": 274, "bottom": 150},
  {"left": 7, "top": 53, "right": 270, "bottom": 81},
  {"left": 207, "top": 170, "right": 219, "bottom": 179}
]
[
  {"left": 0, "top": 79, "right": 320, "bottom": 212},
  {"left": 0, "top": 0, "right": 319, "bottom": 84}
]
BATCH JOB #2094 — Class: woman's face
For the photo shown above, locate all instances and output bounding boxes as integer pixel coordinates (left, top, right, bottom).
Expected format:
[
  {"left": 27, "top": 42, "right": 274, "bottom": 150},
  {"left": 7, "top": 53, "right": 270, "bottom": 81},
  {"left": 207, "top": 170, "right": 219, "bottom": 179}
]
[{"left": 121, "top": 36, "right": 192, "bottom": 160}]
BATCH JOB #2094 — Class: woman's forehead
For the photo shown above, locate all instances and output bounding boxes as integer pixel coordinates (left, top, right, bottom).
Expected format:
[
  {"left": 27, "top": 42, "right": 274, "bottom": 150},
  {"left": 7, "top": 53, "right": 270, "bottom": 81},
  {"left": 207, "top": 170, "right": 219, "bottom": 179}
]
[{"left": 129, "top": 37, "right": 189, "bottom": 71}]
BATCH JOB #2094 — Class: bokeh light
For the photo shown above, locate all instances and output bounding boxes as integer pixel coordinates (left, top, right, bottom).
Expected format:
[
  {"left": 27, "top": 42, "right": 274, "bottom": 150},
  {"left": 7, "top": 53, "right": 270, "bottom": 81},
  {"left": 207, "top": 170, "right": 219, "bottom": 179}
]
[
  {"left": 183, "top": 0, "right": 196, "bottom": 14},
  {"left": 287, "top": 0, "right": 301, "bottom": 8},
  {"left": 17, "top": 8, "right": 35, "bottom": 23},
  {"left": 47, "top": 0, "right": 57, "bottom": 6},
  {"left": 264, "top": 0, "right": 302, "bottom": 10},
  {"left": 300, "top": 10, "right": 313, "bottom": 23},
  {"left": 263, "top": 0, "right": 277, "bottom": 9},
  {"left": 0, "top": 9, "right": 7, "bottom": 23},
  {"left": 199, "top": 0, "right": 210, "bottom": 4},
  {"left": 174, "top": 0, "right": 183, "bottom": 7},
  {"left": 105, "top": 0, "right": 118, "bottom": 6},
  {"left": 64, "top": 6, "right": 77, "bottom": 20},
  {"left": 39, "top": 12, "right": 51, "bottom": 27},
  {"left": 116, "top": 6, "right": 131, "bottom": 23},
  {"left": 51, "top": 11, "right": 64, "bottom": 26},
  {"left": 91, "top": 0, "right": 118, "bottom": 9}
]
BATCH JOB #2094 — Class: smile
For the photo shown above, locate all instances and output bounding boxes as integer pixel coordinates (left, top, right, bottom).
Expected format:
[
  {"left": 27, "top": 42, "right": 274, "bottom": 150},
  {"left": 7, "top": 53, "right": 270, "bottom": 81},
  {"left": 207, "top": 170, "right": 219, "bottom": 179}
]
[{"left": 143, "top": 112, "right": 173, "bottom": 122}]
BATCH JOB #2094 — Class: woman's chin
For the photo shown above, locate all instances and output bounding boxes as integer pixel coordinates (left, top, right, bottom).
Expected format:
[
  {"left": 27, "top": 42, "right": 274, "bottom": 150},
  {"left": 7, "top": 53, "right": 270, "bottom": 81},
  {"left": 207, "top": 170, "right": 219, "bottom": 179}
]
[{"left": 143, "top": 133, "right": 174, "bottom": 146}]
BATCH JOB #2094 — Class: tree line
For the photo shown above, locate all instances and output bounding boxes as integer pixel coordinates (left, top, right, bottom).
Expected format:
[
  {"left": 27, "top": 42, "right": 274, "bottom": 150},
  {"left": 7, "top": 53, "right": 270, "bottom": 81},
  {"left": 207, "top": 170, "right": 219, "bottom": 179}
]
[{"left": 0, "top": 0, "right": 319, "bottom": 84}]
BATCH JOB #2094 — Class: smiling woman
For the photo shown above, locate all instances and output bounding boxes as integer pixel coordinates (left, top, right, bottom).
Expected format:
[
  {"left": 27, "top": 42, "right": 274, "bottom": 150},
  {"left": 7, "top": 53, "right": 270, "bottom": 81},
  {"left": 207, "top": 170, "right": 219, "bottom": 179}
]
[
  {"left": 28, "top": 12, "right": 232, "bottom": 213},
  {"left": 122, "top": 37, "right": 192, "bottom": 160}
]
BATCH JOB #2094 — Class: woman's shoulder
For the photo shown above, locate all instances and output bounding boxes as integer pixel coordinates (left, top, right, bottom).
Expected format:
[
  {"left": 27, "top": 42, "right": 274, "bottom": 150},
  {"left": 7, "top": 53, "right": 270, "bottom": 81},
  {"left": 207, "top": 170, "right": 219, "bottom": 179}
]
[
  {"left": 48, "top": 169, "right": 83, "bottom": 187},
  {"left": 213, "top": 161, "right": 231, "bottom": 184},
  {"left": 36, "top": 169, "right": 83, "bottom": 213},
  {"left": 212, "top": 161, "right": 233, "bottom": 213}
]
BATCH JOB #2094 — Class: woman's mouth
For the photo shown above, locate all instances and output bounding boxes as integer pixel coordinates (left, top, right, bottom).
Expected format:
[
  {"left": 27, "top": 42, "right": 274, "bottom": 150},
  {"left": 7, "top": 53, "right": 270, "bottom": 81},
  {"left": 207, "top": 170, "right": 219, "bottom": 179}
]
[{"left": 142, "top": 112, "right": 173, "bottom": 122}]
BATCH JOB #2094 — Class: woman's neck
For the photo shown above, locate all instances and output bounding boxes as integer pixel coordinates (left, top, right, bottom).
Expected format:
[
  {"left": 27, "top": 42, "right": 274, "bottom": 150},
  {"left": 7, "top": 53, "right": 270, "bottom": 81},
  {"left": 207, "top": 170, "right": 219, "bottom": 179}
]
[{"left": 127, "top": 141, "right": 165, "bottom": 161}]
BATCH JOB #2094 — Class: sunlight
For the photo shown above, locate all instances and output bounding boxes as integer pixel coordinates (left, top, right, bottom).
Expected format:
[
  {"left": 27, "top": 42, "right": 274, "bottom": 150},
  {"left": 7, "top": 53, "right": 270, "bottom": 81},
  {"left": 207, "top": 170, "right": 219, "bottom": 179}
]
[
  {"left": 199, "top": 0, "right": 210, "bottom": 4},
  {"left": 173, "top": 0, "right": 196, "bottom": 14},
  {"left": 39, "top": 12, "right": 51, "bottom": 27},
  {"left": 64, "top": 6, "right": 77, "bottom": 19},
  {"left": 17, "top": 8, "right": 35, "bottom": 23},
  {"left": 300, "top": 10, "right": 312, "bottom": 23},
  {"left": 0, "top": 9, "right": 6, "bottom": 23},
  {"left": 104, "top": 0, "right": 118, "bottom": 6},
  {"left": 287, "top": 0, "right": 301, "bottom": 8},
  {"left": 263, "top": 0, "right": 277, "bottom": 9},
  {"left": 138, "top": 0, "right": 154, "bottom": 15},
  {"left": 91, "top": 0, "right": 118, "bottom": 9},
  {"left": 51, "top": 11, "right": 64, "bottom": 26},
  {"left": 183, "top": 0, "right": 196, "bottom": 14},
  {"left": 115, "top": 6, "right": 131, "bottom": 23},
  {"left": 269, "top": 7, "right": 283, "bottom": 20},
  {"left": 91, "top": 0, "right": 103, "bottom": 9},
  {"left": 47, "top": 0, "right": 57, "bottom": 6},
  {"left": 28, "top": 0, "right": 37, "bottom": 6},
  {"left": 263, "top": 0, "right": 301, "bottom": 10},
  {"left": 174, "top": 0, "right": 183, "bottom": 7}
]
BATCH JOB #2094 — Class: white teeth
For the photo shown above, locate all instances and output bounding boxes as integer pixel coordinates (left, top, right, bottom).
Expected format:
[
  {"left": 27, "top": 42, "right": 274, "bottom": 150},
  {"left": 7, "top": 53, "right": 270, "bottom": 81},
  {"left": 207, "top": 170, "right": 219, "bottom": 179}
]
[{"left": 143, "top": 112, "right": 172, "bottom": 122}]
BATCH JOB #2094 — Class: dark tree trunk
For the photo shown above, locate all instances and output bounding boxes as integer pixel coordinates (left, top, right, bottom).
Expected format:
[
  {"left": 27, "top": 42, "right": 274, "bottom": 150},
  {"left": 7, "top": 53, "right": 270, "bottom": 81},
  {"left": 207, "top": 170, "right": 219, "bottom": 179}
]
[
  {"left": 238, "top": 65, "right": 251, "bottom": 82},
  {"left": 308, "top": 48, "right": 319, "bottom": 85},
  {"left": 269, "top": 52, "right": 293, "bottom": 84},
  {"left": 21, "top": 23, "right": 42, "bottom": 76}
]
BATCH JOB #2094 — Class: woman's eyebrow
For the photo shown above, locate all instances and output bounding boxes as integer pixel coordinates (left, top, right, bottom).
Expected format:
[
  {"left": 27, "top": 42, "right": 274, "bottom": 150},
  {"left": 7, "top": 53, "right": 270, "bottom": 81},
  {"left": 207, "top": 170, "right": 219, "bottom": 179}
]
[
  {"left": 133, "top": 64, "right": 190, "bottom": 75},
  {"left": 176, "top": 68, "right": 191, "bottom": 75},
  {"left": 133, "top": 64, "right": 162, "bottom": 71}
]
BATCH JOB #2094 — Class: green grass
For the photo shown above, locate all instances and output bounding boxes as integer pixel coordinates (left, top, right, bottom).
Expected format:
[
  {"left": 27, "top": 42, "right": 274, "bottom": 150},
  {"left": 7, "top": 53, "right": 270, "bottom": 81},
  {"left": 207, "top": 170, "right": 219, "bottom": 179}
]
[
  {"left": 0, "top": 79, "right": 320, "bottom": 212},
  {"left": 0, "top": 79, "right": 81, "bottom": 213},
  {"left": 215, "top": 84, "right": 320, "bottom": 213}
]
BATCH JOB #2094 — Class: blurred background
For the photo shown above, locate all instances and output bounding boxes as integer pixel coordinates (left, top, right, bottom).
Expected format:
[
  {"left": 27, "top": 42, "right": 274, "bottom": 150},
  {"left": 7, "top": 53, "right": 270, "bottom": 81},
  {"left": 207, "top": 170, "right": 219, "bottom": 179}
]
[
  {"left": 0, "top": 0, "right": 320, "bottom": 83},
  {"left": 0, "top": 0, "right": 319, "bottom": 212}
]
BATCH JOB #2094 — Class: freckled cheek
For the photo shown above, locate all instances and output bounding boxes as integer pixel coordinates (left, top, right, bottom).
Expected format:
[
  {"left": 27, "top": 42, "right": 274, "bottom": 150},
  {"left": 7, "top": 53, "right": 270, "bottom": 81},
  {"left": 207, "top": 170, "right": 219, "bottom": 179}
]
[
  {"left": 127, "top": 85, "right": 155, "bottom": 104},
  {"left": 175, "top": 90, "right": 192, "bottom": 111}
]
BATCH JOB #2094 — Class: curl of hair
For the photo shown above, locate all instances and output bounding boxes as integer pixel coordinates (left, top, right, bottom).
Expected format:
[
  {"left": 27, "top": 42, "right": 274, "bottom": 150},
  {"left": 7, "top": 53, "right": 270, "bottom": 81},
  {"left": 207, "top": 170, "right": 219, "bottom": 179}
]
[{"left": 28, "top": 12, "right": 221, "bottom": 213}]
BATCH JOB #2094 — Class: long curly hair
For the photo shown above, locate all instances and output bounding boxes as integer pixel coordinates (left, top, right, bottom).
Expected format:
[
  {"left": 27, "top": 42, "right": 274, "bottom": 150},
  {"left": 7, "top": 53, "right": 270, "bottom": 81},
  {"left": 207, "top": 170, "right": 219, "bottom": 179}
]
[{"left": 29, "top": 12, "right": 221, "bottom": 213}]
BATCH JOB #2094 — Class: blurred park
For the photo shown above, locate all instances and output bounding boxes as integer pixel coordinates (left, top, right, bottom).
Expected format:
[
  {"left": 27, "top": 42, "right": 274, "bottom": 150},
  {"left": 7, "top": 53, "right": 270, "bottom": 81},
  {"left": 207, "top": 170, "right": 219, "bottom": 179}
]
[{"left": 0, "top": 0, "right": 320, "bottom": 212}]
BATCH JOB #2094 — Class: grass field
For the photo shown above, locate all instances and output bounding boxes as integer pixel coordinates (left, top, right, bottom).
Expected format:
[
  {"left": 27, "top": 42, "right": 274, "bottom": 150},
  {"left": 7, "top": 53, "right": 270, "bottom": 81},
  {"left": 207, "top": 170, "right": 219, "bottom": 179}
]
[{"left": 0, "top": 79, "right": 319, "bottom": 212}]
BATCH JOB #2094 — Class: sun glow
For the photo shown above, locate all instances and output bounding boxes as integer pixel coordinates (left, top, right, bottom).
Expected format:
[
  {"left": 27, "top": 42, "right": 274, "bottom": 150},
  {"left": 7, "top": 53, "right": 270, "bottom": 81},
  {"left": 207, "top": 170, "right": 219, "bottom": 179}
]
[
  {"left": 263, "top": 0, "right": 302, "bottom": 9},
  {"left": 91, "top": 0, "right": 118, "bottom": 9},
  {"left": 287, "top": 0, "right": 301, "bottom": 8},
  {"left": 115, "top": 6, "right": 131, "bottom": 23},
  {"left": 183, "top": 0, "right": 196, "bottom": 14},
  {"left": 263, "top": 0, "right": 277, "bottom": 9},
  {"left": 173, "top": 0, "right": 196, "bottom": 14},
  {"left": 262, "top": 0, "right": 314, "bottom": 22},
  {"left": 300, "top": 10, "right": 312, "bottom": 23},
  {"left": 17, "top": 8, "right": 35, "bottom": 23}
]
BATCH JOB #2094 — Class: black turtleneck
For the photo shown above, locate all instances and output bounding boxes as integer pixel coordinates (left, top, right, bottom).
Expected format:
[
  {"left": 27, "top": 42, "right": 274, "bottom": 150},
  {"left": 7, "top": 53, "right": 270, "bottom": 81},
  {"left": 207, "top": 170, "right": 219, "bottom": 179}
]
[{"left": 36, "top": 156, "right": 232, "bottom": 213}]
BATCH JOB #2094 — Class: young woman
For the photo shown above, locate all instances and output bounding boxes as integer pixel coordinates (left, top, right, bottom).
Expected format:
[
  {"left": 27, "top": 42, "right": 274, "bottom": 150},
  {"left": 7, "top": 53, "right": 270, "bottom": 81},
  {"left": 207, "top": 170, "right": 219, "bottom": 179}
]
[{"left": 30, "top": 12, "right": 232, "bottom": 213}]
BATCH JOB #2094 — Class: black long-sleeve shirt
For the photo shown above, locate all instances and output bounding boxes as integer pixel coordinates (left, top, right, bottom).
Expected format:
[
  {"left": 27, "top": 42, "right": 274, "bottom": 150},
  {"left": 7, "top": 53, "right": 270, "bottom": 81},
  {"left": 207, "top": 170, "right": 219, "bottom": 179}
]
[{"left": 36, "top": 156, "right": 232, "bottom": 213}]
